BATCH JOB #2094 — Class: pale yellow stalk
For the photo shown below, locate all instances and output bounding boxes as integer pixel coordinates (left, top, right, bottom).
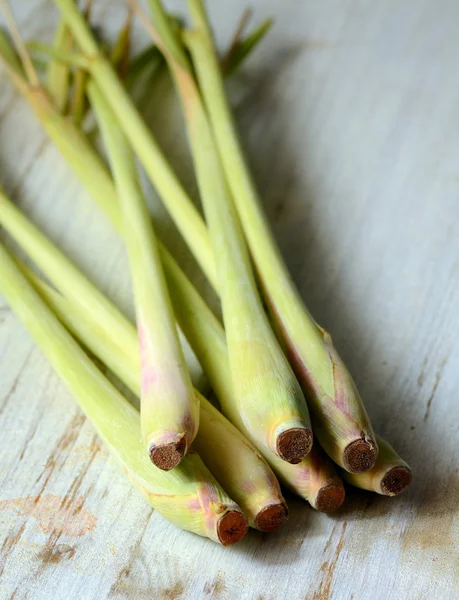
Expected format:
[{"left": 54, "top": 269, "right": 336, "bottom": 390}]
[
  {"left": 0, "top": 240, "right": 247, "bottom": 546},
  {"left": 89, "top": 84, "right": 199, "bottom": 471}
]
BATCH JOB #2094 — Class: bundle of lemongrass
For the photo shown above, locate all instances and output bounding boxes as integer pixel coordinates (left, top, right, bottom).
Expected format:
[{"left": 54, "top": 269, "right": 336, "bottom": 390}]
[{"left": 0, "top": 0, "right": 412, "bottom": 546}]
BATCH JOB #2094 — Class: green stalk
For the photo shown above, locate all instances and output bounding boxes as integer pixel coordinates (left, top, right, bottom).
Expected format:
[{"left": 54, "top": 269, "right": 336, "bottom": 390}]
[
  {"left": 23, "top": 267, "right": 288, "bottom": 531},
  {"left": 90, "top": 84, "right": 199, "bottom": 471},
  {"left": 0, "top": 240, "right": 247, "bottom": 546},
  {"left": 341, "top": 436, "right": 412, "bottom": 496},
  {"left": 53, "top": 0, "right": 216, "bottom": 288},
  {"left": 184, "top": 0, "right": 377, "bottom": 473},
  {"left": 1, "top": 23, "right": 342, "bottom": 508},
  {"left": 46, "top": 18, "right": 73, "bottom": 113},
  {"left": 145, "top": 0, "right": 312, "bottom": 464}
]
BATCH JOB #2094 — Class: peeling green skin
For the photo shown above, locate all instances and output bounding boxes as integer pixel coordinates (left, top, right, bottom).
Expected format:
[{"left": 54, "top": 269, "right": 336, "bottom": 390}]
[
  {"left": 184, "top": 0, "right": 377, "bottom": 471},
  {"left": 341, "top": 435, "right": 412, "bottom": 496},
  {"left": 0, "top": 240, "right": 242, "bottom": 544}
]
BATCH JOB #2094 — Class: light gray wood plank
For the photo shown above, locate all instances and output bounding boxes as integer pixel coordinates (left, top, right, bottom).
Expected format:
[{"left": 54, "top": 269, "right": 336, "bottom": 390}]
[{"left": 1, "top": 1, "right": 458, "bottom": 598}]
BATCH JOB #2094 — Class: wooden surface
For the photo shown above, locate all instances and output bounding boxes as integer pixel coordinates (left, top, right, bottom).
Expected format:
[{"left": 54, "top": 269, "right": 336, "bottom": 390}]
[{"left": 1, "top": 1, "right": 459, "bottom": 598}]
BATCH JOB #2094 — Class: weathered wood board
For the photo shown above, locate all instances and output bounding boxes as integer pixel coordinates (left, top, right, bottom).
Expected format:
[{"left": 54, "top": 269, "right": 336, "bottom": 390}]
[{"left": 1, "top": 1, "right": 458, "bottom": 598}]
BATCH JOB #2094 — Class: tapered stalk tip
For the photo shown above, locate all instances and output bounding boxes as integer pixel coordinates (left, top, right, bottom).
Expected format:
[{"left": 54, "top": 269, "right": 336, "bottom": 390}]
[
  {"left": 315, "top": 482, "right": 346, "bottom": 513},
  {"left": 276, "top": 428, "right": 313, "bottom": 464},
  {"left": 217, "top": 511, "right": 249, "bottom": 546},
  {"left": 254, "top": 503, "right": 289, "bottom": 532},
  {"left": 149, "top": 435, "right": 187, "bottom": 471},
  {"left": 343, "top": 437, "right": 378, "bottom": 474},
  {"left": 381, "top": 466, "right": 412, "bottom": 496}
]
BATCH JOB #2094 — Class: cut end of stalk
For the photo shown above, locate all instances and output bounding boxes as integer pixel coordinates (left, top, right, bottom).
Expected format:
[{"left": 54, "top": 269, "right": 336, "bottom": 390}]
[
  {"left": 381, "top": 466, "right": 412, "bottom": 496},
  {"left": 217, "top": 511, "right": 248, "bottom": 546},
  {"left": 276, "top": 428, "right": 313, "bottom": 464},
  {"left": 315, "top": 482, "right": 346, "bottom": 513},
  {"left": 254, "top": 503, "right": 289, "bottom": 532},
  {"left": 343, "top": 437, "right": 378, "bottom": 474},
  {"left": 149, "top": 435, "right": 187, "bottom": 471}
]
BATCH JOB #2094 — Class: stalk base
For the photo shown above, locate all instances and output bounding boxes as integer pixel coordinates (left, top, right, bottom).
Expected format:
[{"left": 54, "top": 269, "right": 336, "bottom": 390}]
[
  {"left": 381, "top": 466, "right": 412, "bottom": 496},
  {"left": 217, "top": 511, "right": 248, "bottom": 546},
  {"left": 343, "top": 437, "right": 378, "bottom": 474},
  {"left": 315, "top": 482, "right": 346, "bottom": 512},
  {"left": 254, "top": 503, "right": 289, "bottom": 532},
  {"left": 276, "top": 428, "right": 313, "bottom": 464},
  {"left": 149, "top": 435, "right": 187, "bottom": 471}
]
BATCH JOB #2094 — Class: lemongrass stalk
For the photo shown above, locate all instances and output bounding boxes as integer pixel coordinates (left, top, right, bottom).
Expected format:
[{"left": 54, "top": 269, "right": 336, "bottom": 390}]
[
  {"left": 143, "top": 0, "right": 312, "bottom": 464},
  {"left": 52, "top": 0, "right": 216, "bottom": 288},
  {"left": 24, "top": 267, "right": 288, "bottom": 531},
  {"left": 184, "top": 0, "right": 377, "bottom": 473},
  {"left": 0, "top": 240, "right": 247, "bottom": 546},
  {"left": 342, "top": 435, "right": 412, "bottom": 497},
  {"left": 91, "top": 85, "right": 199, "bottom": 470},
  {"left": 46, "top": 19, "right": 73, "bottom": 112},
  {"left": 1, "top": 30, "right": 337, "bottom": 507}
]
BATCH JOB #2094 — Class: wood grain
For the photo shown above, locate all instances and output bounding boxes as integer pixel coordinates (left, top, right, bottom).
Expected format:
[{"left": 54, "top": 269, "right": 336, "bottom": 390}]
[{"left": 1, "top": 0, "right": 458, "bottom": 598}]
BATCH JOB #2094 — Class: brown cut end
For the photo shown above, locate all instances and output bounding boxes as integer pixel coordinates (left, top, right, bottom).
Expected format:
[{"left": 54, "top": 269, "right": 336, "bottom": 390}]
[
  {"left": 315, "top": 483, "right": 346, "bottom": 512},
  {"left": 343, "top": 437, "right": 378, "bottom": 474},
  {"left": 381, "top": 466, "right": 413, "bottom": 496},
  {"left": 276, "top": 428, "right": 313, "bottom": 464},
  {"left": 217, "top": 511, "right": 248, "bottom": 546},
  {"left": 150, "top": 436, "right": 187, "bottom": 471},
  {"left": 254, "top": 503, "right": 289, "bottom": 532}
]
